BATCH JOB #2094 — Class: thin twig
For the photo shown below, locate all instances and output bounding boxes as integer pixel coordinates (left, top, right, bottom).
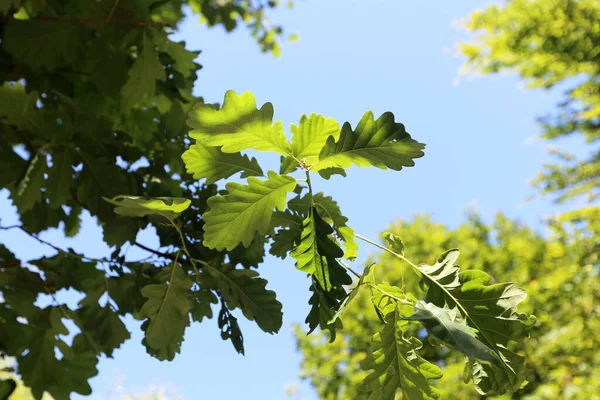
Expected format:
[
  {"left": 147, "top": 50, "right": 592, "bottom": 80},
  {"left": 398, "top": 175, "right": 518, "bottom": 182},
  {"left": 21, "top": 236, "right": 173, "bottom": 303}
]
[
  {"left": 1, "top": 224, "right": 109, "bottom": 265},
  {"left": 105, "top": 0, "right": 120, "bottom": 22},
  {"left": 134, "top": 241, "right": 177, "bottom": 261},
  {"left": 38, "top": 16, "right": 171, "bottom": 27},
  {"left": 337, "top": 259, "right": 361, "bottom": 279}
]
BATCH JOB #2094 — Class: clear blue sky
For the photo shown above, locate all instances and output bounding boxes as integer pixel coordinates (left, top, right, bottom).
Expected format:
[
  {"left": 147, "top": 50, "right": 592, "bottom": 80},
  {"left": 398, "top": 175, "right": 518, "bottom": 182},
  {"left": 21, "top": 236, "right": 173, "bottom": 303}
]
[{"left": 0, "top": 1, "right": 581, "bottom": 399}]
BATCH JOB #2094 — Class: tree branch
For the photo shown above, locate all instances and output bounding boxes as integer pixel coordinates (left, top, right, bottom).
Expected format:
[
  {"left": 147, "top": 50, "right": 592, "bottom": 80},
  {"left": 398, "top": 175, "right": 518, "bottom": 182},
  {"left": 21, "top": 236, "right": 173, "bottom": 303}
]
[
  {"left": 0, "top": 224, "right": 110, "bottom": 264},
  {"left": 134, "top": 241, "right": 177, "bottom": 261},
  {"left": 134, "top": 241, "right": 204, "bottom": 270},
  {"left": 105, "top": 0, "right": 120, "bottom": 22},
  {"left": 37, "top": 15, "right": 171, "bottom": 28}
]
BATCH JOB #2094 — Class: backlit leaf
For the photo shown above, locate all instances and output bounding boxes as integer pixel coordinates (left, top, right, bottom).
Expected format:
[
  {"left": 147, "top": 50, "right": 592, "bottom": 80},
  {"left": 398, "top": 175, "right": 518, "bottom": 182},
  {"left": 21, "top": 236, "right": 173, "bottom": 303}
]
[
  {"left": 205, "top": 264, "right": 283, "bottom": 333},
  {"left": 187, "top": 90, "right": 292, "bottom": 155},
  {"left": 401, "top": 301, "right": 501, "bottom": 366},
  {"left": 415, "top": 250, "right": 536, "bottom": 395},
  {"left": 140, "top": 261, "right": 193, "bottom": 361},
  {"left": 202, "top": 171, "right": 296, "bottom": 250},
  {"left": 103, "top": 195, "right": 191, "bottom": 219},
  {"left": 313, "top": 111, "right": 425, "bottom": 172},
  {"left": 121, "top": 32, "right": 166, "bottom": 110},
  {"left": 361, "top": 306, "right": 442, "bottom": 400},
  {"left": 182, "top": 143, "right": 263, "bottom": 184},
  {"left": 280, "top": 113, "right": 340, "bottom": 173},
  {"left": 290, "top": 207, "right": 352, "bottom": 291}
]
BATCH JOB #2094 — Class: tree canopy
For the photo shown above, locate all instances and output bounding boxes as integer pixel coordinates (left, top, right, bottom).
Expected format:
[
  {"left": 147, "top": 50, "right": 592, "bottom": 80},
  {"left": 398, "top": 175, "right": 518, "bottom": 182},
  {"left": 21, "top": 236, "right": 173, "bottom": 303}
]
[
  {"left": 296, "top": 212, "right": 599, "bottom": 398},
  {"left": 459, "top": 0, "right": 600, "bottom": 217},
  {"left": 0, "top": 0, "right": 291, "bottom": 398},
  {"left": 0, "top": 1, "right": 554, "bottom": 399}
]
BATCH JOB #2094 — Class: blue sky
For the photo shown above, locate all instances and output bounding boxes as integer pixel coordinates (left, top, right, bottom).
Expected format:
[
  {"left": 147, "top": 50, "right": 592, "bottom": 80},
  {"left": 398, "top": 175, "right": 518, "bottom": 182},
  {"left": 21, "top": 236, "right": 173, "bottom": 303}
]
[{"left": 0, "top": 1, "right": 583, "bottom": 399}]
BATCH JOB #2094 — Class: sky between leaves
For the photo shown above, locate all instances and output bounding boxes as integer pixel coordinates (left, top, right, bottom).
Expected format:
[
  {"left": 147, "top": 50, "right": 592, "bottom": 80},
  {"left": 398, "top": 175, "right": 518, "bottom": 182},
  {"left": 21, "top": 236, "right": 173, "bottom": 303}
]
[{"left": 0, "top": 1, "right": 587, "bottom": 399}]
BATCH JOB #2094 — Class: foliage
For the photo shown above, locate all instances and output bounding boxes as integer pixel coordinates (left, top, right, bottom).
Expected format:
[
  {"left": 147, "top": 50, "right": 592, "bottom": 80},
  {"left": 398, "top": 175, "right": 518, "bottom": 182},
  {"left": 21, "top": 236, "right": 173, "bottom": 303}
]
[
  {"left": 0, "top": 1, "right": 534, "bottom": 398},
  {"left": 459, "top": 0, "right": 600, "bottom": 216},
  {"left": 169, "top": 90, "right": 527, "bottom": 399},
  {"left": 0, "top": 0, "right": 291, "bottom": 398},
  {"left": 296, "top": 213, "right": 599, "bottom": 399}
]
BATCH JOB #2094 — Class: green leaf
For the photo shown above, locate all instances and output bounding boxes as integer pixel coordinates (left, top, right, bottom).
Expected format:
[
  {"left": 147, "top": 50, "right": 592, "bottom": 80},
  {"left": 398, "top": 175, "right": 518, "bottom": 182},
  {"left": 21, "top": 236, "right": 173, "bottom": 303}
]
[
  {"left": 187, "top": 90, "right": 292, "bottom": 155},
  {"left": 11, "top": 151, "right": 46, "bottom": 213},
  {"left": 417, "top": 249, "right": 461, "bottom": 305},
  {"left": 140, "top": 261, "right": 193, "bottom": 360},
  {"left": 3, "top": 20, "right": 79, "bottom": 70},
  {"left": 401, "top": 301, "right": 501, "bottom": 366},
  {"left": 29, "top": 253, "right": 104, "bottom": 293},
  {"left": 76, "top": 153, "right": 129, "bottom": 221},
  {"left": 290, "top": 207, "right": 352, "bottom": 291},
  {"left": 289, "top": 192, "right": 359, "bottom": 260},
  {"left": 0, "top": 378, "right": 16, "bottom": 400},
  {"left": 280, "top": 113, "right": 340, "bottom": 173},
  {"left": 361, "top": 306, "right": 443, "bottom": 400},
  {"left": 164, "top": 41, "right": 199, "bottom": 78},
  {"left": 415, "top": 250, "right": 536, "bottom": 395},
  {"left": 102, "top": 217, "right": 139, "bottom": 247},
  {"left": 73, "top": 304, "right": 130, "bottom": 357},
  {"left": 182, "top": 143, "right": 264, "bottom": 184},
  {"left": 383, "top": 232, "right": 404, "bottom": 256},
  {"left": 202, "top": 171, "right": 296, "bottom": 250},
  {"left": 191, "top": 288, "right": 218, "bottom": 323},
  {"left": 317, "top": 167, "right": 347, "bottom": 180},
  {"left": 305, "top": 279, "right": 345, "bottom": 342},
  {"left": 328, "top": 263, "right": 375, "bottom": 324},
  {"left": 0, "top": 0, "right": 21, "bottom": 15},
  {"left": 64, "top": 205, "right": 82, "bottom": 237},
  {"left": 206, "top": 264, "right": 282, "bottom": 333},
  {"left": 228, "top": 235, "right": 267, "bottom": 268},
  {"left": 16, "top": 307, "right": 94, "bottom": 400},
  {"left": 370, "top": 282, "right": 417, "bottom": 322},
  {"left": 121, "top": 32, "right": 166, "bottom": 110},
  {"left": 218, "top": 303, "right": 245, "bottom": 355},
  {"left": 312, "top": 111, "right": 425, "bottom": 172},
  {"left": 47, "top": 147, "right": 74, "bottom": 208},
  {"left": 269, "top": 210, "right": 303, "bottom": 258},
  {"left": 0, "top": 82, "right": 38, "bottom": 129},
  {"left": 103, "top": 195, "right": 191, "bottom": 219}
]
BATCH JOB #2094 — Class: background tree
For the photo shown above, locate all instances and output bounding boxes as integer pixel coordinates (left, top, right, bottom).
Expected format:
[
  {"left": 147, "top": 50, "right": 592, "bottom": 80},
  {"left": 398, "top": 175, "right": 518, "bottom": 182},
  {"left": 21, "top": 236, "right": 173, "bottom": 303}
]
[
  {"left": 459, "top": 0, "right": 600, "bottom": 220},
  {"left": 0, "top": 1, "right": 292, "bottom": 398},
  {"left": 295, "top": 212, "right": 599, "bottom": 398},
  {"left": 296, "top": 0, "right": 600, "bottom": 397}
]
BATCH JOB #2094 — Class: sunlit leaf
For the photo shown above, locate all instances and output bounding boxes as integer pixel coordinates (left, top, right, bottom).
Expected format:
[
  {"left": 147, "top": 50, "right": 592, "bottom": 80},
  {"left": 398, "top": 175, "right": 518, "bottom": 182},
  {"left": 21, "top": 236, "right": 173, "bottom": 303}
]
[
  {"left": 187, "top": 90, "right": 292, "bottom": 155},
  {"left": 313, "top": 111, "right": 425, "bottom": 172},
  {"left": 103, "top": 195, "right": 191, "bottom": 219},
  {"left": 361, "top": 306, "right": 443, "bottom": 400},
  {"left": 182, "top": 143, "right": 263, "bottom": 184},
  {"left": 202, "top": 171, "right": 296, "bottom": 250},
  {"left": 415, "top": 250, "right": 536, "bottom": 395},
  {"left": 140, "top": 261, "right": 193, "bottom": 361}
]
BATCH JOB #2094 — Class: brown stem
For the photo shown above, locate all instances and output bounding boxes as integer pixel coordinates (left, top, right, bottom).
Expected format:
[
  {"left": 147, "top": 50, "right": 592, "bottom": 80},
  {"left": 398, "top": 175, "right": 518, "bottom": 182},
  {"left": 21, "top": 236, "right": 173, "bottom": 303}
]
[
  {"left": 38, "top": 15, "right": 171, "bottom": 27},
  {"left": 105, "top": 0, "right": 120, "bottom": 22}
]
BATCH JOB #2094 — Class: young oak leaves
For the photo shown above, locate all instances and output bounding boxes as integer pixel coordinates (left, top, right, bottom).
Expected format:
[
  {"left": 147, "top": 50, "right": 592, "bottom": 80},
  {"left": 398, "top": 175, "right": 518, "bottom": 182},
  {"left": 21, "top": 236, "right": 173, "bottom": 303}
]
[
  {"left": 103, "top": 90, "right": 532, "bottom": 399},
  {"left": 187, "top": 90, "right": 292, "bottom": 155},
  {"left": 362, "top": 280, "right": 443, "bottom": 400},
  {"left": 414, "top": 250, "right": 535, "bottom": 395}
]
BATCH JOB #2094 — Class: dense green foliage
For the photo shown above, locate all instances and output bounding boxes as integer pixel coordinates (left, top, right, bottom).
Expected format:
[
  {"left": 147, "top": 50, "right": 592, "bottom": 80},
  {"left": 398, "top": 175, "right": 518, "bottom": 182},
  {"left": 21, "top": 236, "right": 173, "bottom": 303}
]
[
  {"left": 0, "top": 0, "right": 291, "bottom": 398},
  {"left": 0, "top": 1, "right": 538, "bottom": 399},
  {"left": 459, "top": 0, "right": 600, "bottom": 214},
  {"left": 296, "top": 213, "right": 599, "bottom": 398},
  {"left": 169, "top": 91, "right": 535, "bottom": 399}
]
